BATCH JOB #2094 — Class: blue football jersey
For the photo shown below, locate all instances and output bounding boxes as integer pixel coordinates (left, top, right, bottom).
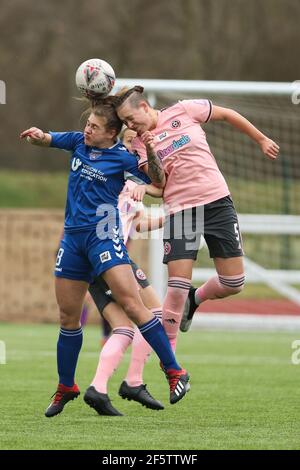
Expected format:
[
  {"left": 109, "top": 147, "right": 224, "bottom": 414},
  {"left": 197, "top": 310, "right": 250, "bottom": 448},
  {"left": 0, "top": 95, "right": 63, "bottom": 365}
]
[{"left": 49, "top": 131, "right": 150, "bottom": 234}]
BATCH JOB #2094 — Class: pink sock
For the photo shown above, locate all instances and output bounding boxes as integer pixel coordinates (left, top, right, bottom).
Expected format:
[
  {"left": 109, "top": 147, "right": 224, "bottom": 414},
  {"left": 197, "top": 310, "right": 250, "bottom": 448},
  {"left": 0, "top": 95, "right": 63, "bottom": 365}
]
[
  {"left": 196, "top": 274, "right": 245, "bottom": 303},
  {"left": 125, "top": 308, "right": 162, "bottom": 387},
  {"left": 162, "top": 277, "right": 191, "bottom": 351},
  {"left": 91, "top": 327, "right": 134, "bottom": 393},
  {"left": 125, "top": 328, "right": 152, "bottom": 387}
]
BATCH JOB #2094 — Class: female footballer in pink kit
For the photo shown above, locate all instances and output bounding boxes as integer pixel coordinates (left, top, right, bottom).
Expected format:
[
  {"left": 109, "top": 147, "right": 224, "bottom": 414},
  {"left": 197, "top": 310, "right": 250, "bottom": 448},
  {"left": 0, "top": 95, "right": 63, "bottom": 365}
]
[{"left": 115, "top": 86, "right": 279, "bottom": 349}]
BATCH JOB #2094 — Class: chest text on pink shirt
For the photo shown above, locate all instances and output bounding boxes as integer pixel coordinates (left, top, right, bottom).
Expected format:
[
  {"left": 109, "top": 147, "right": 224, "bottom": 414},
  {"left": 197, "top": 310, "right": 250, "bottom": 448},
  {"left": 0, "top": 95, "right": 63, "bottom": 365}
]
[{"left": 157, "top": 135, "right": 191, "bottom": 159}]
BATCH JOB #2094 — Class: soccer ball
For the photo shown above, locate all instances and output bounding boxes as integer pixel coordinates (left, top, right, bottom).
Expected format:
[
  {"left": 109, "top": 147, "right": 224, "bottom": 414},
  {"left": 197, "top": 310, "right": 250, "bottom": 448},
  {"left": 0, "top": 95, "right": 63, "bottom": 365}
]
[{"left": 75, "top": 58, "right": 116, "bottom": 97}]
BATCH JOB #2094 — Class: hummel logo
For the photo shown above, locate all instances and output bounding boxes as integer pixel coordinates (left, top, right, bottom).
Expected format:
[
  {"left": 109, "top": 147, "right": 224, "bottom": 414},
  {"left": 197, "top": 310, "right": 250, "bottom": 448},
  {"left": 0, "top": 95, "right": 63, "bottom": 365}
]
[
  {"left": 113, "top": 244, "right": 122, "bottom": 252},
  {"left": 116, "top": 252, "right": 124, "bottom": 259}
]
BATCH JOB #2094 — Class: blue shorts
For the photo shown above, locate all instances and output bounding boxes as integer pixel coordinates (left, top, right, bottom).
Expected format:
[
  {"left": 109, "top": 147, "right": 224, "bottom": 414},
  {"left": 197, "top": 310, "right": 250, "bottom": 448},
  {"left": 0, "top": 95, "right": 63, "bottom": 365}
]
[{"left": 54, "top": 228, "right": 130, "bottom": 283}]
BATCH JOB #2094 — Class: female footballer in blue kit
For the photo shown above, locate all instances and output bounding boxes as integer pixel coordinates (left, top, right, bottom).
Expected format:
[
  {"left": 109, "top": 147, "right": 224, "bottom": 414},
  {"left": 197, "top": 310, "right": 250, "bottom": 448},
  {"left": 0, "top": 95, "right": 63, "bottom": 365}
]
[{"left": 20, "top": 97, "right": 190, "bottom": 417}]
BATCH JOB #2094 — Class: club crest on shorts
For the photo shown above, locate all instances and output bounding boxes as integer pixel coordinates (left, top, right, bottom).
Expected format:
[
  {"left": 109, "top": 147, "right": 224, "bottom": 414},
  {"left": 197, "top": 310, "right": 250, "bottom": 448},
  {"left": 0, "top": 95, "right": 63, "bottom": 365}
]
[
  {"left": 100, "top": 251, "right": 112, "bottom": 263},
  {"left": 164, "top": 242, "right": 171, "bottom": 255},
  {"left": 136, "top": 268, "right": 146, "bottom": 281}
]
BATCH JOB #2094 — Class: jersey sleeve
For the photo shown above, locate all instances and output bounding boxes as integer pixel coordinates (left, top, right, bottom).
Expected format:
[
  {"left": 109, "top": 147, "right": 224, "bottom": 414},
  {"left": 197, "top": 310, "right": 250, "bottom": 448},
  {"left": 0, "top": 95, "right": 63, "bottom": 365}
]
[
  {"left": 49, "top": 132, "right": 84, "bottom": 151},
  {"left": 123, "top": 153, "right": 151, "bottom": 185},
  {"left": 180, "top": 99, "right": 212, "bottom": 124},
  {"left": 131, "top": 137, "right": 148, "bottom": 169}
]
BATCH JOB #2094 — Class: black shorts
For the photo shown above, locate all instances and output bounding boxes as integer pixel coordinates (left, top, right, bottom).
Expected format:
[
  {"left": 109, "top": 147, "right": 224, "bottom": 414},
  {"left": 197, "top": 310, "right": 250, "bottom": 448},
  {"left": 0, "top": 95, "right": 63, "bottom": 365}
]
[
  {"left": 163, "top": 195, "right": 244, "bottom": 264},
  {"left": 88, "top": 259, "right": 150, "bottom": 314}
]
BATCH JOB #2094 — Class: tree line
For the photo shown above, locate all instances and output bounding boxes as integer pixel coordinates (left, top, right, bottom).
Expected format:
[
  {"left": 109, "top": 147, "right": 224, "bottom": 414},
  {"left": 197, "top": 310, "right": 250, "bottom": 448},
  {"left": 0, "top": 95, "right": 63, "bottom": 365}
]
[{"left": 0, "top": 0, "right": 299, "bottom": 170}]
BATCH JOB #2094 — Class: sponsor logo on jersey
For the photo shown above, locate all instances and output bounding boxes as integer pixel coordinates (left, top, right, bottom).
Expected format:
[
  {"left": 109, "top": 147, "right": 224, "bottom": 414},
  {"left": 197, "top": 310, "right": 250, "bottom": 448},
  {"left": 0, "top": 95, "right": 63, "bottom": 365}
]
[
  {"left": 157, "top": 135, "right": 191, "bottom": 160},
  {"left": 71, "top": 156, "right": 109, "bottom": 181},
  {"left": 100, "top": 251, "right": 112, "bottom": 263},
  {"left": 71, "top": 157, "right": 82, "bottom": 171},
  {"left": 156, "top": 131, "right": 169, "bottom": 142},
  {"left": 171, "top": 120, "right": 181, "bottom": 128},
  {"left": 71, "top": 157, "right": 107, "bottom": 182},
  {"left": 81, "top": 164, "right": 107, "bottom": 182}
]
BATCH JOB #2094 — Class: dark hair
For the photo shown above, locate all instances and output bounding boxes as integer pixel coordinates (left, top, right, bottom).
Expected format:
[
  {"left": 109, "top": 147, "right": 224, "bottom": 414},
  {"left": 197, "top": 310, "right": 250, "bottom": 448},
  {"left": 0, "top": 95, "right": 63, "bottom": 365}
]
[
  {"left": 83, "top": 94, "right": 123, "bottom": 135},
  {"left": 113, "top": 86, "right": 147, "bottom": 109}
]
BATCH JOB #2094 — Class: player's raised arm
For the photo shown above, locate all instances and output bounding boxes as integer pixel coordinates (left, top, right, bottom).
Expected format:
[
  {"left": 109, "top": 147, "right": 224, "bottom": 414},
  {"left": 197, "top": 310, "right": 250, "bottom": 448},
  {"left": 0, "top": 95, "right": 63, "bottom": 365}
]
[
  {"left": 20, "top": 127, "right": 52, "bottom": 146},
  {"left": 140, "top": 131, "right": 166, "bottom": 188},
  {"left": 210, "top": 105, "right": 280, "bottom": 160}
]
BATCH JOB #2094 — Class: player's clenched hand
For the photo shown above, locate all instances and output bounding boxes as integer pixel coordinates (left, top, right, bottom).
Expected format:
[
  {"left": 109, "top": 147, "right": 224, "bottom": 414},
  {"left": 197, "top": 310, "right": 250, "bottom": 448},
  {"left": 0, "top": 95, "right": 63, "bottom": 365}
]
[
  {"left": 20, "top": 127, "right": 45, "bottom": 143},
  {"left": 140, "top": 131, "right": 155, "bottom": 151},
  {"left": 260, "top": 137, "right": 280, "bottom": 160}
]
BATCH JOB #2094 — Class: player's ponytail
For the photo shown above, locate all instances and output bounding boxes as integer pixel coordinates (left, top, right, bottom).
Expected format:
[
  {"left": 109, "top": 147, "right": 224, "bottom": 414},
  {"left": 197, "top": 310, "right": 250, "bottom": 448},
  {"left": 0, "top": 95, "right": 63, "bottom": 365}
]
[{"left": 113, "top": 86, "right": 147, "bottom": 109}]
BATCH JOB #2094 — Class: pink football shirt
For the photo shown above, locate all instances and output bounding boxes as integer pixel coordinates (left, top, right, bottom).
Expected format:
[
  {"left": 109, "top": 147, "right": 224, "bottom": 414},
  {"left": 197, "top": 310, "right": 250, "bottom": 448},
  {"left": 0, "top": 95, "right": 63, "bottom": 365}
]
[
  {"left": 132, "top": 99, "right": 230, "bottom": 214},
  {"left": 118, "top": 180, "right": 142, "bottom": 245}
]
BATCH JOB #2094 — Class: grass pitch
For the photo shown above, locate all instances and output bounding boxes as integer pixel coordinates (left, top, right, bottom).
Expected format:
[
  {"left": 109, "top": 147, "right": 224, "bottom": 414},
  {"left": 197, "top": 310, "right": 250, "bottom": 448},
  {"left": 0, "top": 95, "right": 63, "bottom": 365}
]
[{"left": 0, "top": 323, "right": 299, "bottom": 450}]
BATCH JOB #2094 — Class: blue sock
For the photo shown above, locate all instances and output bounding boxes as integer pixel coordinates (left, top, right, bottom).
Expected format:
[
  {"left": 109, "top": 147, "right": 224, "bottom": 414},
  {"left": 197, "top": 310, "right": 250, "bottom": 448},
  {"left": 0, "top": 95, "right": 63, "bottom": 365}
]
[
  {"left": 139, "top": 317, "right": 181, "bottom": 371},
  {"left": 57, "top": 327, "right": 83, "bottom": 386}
]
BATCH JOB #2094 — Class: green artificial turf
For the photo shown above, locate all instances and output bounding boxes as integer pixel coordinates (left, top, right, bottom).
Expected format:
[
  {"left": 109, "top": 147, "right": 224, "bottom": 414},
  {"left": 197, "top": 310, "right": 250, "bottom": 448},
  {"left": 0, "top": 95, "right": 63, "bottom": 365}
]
[{"left": 0, "top": 323, "right": 299, "bottom": 450}]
